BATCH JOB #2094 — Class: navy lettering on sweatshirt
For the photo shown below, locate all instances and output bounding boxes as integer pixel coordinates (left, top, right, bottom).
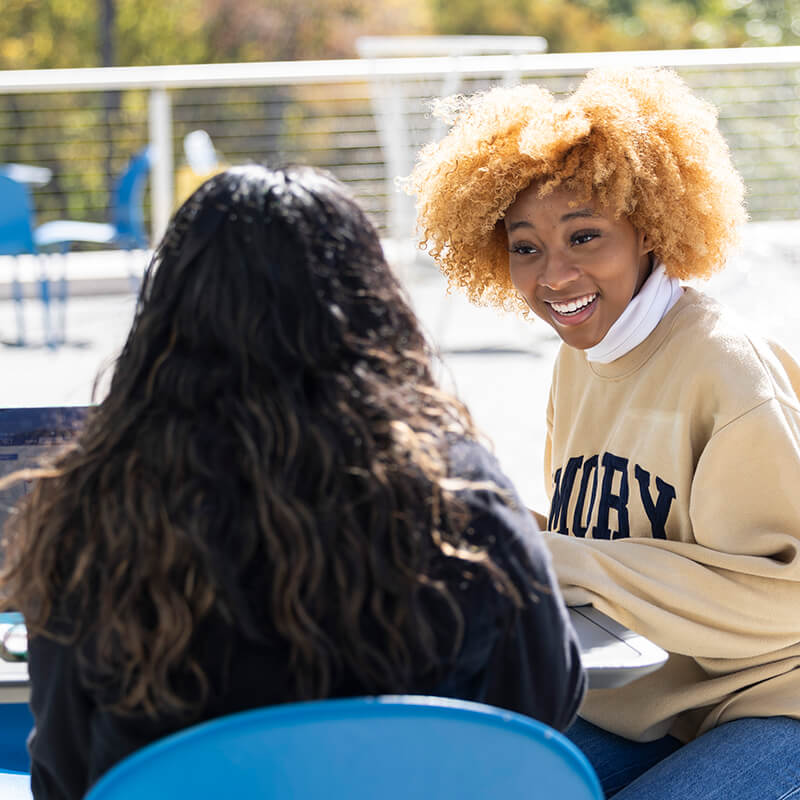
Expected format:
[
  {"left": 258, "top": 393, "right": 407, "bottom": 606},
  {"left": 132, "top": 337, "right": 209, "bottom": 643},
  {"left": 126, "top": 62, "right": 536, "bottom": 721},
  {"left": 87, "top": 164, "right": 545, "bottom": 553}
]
[{"left": 549, "top": 452, "right": 676, "bottom": 539}]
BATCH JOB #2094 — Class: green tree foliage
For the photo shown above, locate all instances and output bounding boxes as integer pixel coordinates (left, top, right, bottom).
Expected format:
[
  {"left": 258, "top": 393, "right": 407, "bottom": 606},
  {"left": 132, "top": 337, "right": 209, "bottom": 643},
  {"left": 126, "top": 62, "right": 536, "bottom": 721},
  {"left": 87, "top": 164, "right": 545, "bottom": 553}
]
[
  {"left": 0, "top": 0, "right": 212, "bottom": 69},
  {"left": 0, "top": 0, "right": 96, "bottom": 69},
  {"left": 1, "top": 0, "right": 797, "bottom": 71},
  {"left": 0, "top": 0, "right": 430, "bottom": 70},
  {"left": 429, "top": 0, "right": 800, "bottom": 50},
  {"left": 0, "top": 1, "right": 220, "bottom": 221}
]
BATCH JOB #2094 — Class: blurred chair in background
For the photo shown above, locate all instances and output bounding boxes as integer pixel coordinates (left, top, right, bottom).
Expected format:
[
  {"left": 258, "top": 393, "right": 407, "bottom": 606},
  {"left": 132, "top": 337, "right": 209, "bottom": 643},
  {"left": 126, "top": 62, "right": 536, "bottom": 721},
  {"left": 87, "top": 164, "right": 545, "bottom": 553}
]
[
  {"left": 184, "top": 130, "right": 219, "bottom": 174},
  {"left": 174, "top": 130, "right": 227, "bottom": 208},
  {"left": 0, "top": 164, "right": 52, "bottom": 189},
  {"left": 33, "top": 147, "right": 152, "bottom": 337},
  {"left": 0, "top": 175, "right": 54, "bottom": 347},
  {"left": 34, "top": 147, "right": 151, "bottom": 254}
]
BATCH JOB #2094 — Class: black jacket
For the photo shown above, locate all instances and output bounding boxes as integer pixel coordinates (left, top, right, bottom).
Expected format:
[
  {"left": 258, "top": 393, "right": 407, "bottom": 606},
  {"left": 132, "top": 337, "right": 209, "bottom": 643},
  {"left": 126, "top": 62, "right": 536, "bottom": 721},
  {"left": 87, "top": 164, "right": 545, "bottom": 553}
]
[{"left": 27, "top": 440, "right": 585, "bottom": 799}]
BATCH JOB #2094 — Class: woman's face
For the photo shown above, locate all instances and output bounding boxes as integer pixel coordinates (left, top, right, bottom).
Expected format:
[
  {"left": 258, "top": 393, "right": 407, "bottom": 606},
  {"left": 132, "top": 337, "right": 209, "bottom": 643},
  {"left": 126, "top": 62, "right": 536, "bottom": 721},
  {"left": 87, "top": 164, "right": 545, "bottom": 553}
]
[{"left": 504, "top": 183, "right": 652, "bottom": 350}]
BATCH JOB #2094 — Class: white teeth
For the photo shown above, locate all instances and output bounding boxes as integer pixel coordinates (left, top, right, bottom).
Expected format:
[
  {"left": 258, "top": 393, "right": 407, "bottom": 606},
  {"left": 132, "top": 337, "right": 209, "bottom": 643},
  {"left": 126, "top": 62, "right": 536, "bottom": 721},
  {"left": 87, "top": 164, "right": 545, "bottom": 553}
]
[{"left": 550, "top": 294, "right": 597, "bottom": 314}]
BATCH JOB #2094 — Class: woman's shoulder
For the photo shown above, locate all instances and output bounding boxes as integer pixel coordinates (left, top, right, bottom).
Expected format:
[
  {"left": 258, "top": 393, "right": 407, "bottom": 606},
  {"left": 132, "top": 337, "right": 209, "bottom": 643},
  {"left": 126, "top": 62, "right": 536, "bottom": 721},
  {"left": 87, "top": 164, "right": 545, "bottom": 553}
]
[
  {"left": 446, "top": 435, "right": 510, "bottom": 486},
  {"left": 445, "top": 435, "right": 549, "bottom": 564},
  {"left": 445, "top": 436, "right": 526, "bottom": 524},
  {"left": 654, "top": 287, "right": 753, "bottom": 355},
  {"left": 673, "top": 288, "right": 800, "bottom": 398},
  {"left": 549, "top": 287, "right": 775, "bottom": 390},
  {"left": 671, "top": 287, "right": 775, "bottom": 352}
]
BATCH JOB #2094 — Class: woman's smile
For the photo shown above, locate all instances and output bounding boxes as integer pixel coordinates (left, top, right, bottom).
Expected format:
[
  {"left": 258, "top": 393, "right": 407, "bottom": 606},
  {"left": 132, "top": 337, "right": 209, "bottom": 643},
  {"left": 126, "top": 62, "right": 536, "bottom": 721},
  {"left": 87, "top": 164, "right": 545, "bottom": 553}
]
[{"left": 546, "top": 292, "right": 599, "bottom": 326}]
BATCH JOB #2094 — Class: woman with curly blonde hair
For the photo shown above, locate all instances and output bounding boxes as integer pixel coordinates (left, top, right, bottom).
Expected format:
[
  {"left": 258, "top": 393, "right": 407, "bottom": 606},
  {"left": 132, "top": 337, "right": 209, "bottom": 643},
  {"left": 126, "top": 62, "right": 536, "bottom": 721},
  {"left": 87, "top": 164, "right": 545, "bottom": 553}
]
[
  {"left": 407, "top": 67, "right": 800, "bottom": 798},
  {"left": 0, "top": 165, "right": 585, "bottom": 799}
]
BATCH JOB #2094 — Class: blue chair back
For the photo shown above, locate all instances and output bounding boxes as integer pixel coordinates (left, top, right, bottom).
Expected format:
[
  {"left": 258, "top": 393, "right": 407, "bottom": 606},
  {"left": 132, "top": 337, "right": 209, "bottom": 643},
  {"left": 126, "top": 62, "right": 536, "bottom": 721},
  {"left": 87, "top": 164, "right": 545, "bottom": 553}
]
[
  {"left": 0, "top": 704, "right": 33, "bottom": 774},
  {"left": 0, "top": 176, "right": 37, "bottom": 257},
  {"left": 85, "top": 696, "right": 602, "bottom": 800},
  {"left": 110, "top": 147, "right": 151, "bottom": 250}
]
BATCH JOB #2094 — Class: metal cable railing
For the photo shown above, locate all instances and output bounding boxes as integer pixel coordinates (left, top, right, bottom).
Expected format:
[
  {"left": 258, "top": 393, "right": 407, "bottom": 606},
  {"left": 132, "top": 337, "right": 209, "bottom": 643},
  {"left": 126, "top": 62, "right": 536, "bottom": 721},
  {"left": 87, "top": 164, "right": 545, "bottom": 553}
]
[{"left": 1, "top": 47, "right": 798, "bottom": 267}]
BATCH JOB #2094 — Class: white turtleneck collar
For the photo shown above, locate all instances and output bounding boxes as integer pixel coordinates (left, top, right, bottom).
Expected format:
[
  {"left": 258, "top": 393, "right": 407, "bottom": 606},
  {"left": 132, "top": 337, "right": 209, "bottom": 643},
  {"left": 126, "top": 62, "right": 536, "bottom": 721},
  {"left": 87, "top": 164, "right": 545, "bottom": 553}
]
[{"left": 585, "top": 262, "right": 683, "bottom": 364}]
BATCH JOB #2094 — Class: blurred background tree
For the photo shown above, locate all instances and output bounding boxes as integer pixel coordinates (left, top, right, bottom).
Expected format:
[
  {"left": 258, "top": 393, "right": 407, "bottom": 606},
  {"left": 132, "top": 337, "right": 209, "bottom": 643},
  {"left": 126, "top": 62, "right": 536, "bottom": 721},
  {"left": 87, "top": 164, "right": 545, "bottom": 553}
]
[
  {"left": 0, "top": 0, "right": 430, "bottom": 70},
  {"left": 429, "top": 0, "right": 800, "bottom": 49},
  {"left": 0, "top": 0, "right": 797, "bottom": 71},
  {"left": 0, "top": 0, "right": 797, "bottom": 225}
]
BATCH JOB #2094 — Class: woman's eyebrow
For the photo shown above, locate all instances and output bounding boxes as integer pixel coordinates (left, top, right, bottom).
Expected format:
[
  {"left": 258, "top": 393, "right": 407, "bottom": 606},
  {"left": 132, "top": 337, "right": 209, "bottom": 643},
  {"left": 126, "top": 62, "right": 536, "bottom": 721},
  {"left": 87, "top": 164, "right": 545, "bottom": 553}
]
[
  {"left": 562, "top": 208, "right": 598, "bottom": 221},
  {"left": 506, "top": 208, "right": 598, "bottom": 233}
]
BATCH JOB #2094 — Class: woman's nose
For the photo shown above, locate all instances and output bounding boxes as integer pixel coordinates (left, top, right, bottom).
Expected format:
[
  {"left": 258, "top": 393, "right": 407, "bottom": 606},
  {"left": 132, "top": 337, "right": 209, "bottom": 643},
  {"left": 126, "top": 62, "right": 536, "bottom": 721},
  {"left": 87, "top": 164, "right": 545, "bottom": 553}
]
[{"left": 538, "top": 252, "right": 580, "bottom": 290}]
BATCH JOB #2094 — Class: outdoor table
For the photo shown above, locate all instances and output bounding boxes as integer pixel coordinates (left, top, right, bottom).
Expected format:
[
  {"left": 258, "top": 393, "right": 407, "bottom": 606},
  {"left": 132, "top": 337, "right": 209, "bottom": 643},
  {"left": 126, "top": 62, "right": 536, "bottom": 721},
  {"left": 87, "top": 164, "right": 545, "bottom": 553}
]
[
  {"left": 0, "top": 163, "right": 52, "bottom": 187},
  {"left": 0, "top": 607, "right": 668, "bottom": 706},
  {"left": 569, "top": 605, "right": 668, "bottom": 690},
  {"left": 0, "top": 770, "right": 30, "bottom": 799}
]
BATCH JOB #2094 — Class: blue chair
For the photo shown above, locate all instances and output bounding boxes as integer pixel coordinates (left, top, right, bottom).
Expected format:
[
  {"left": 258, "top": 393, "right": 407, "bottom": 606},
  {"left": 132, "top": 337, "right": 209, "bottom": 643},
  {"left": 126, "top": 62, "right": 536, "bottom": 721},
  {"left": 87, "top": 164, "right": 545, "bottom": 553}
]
[
  {"left": 0, "top": 615, "right": 34, "bottom": 798},
  {"left": 0, "top": 613, "right": 33, "bottom": 776},
  {"left": 34, "top": 147, "right": 152, "bottom": 254},
  {"left": 34, "top": 147, "right": 152, "bottom": 307},
  {"left": 0, "top": 175, "right": 52, "bottom": 346},
  {"left": 84, "top": 696, "right": 602, "bottom": 800},
  {"left": 0, "top": 704, "right": 33, "bottom": 774},
  {"left": 0, "top": 175, "right": 36, "bottom": 259}
]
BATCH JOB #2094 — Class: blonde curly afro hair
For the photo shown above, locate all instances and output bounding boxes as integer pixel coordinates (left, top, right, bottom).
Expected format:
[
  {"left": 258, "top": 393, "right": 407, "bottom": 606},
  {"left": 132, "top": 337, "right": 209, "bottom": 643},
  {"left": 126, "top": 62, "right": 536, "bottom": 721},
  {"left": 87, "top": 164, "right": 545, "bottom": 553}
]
[{"left": 404, "top": 67, "right": 747, "bottom": 310}]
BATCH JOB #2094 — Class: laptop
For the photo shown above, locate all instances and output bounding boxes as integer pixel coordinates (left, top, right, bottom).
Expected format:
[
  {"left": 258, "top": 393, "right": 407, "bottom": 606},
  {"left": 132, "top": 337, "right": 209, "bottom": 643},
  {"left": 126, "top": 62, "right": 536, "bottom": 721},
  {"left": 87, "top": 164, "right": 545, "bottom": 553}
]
[
  {"left": 0, "top": 407, "right": 89, "bottom": 683},
  {"left": 569, "top": 605, "right": 669, "bottom": 689},
  {"left": 0, "top": 406, "right": 89, "bottom": 536}
]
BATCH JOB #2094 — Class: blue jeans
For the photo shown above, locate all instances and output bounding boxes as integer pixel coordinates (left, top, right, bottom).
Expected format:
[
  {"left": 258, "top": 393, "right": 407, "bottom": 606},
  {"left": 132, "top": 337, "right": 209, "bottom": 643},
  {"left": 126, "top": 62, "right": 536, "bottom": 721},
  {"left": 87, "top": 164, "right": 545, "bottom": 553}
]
[{"left": 566, "top": 716, "right": 800, "bottom": 799}]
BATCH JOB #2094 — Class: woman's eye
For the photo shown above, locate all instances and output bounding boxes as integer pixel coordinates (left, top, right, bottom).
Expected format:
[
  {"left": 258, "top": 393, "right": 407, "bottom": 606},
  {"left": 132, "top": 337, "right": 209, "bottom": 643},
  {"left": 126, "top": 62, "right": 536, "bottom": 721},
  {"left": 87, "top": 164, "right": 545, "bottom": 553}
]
[
  {"left": 509, "top": 242, "right": 538, "bottom": 255},
  {"left": 572, "top": 230, "right": 600, "bottom": 245}
]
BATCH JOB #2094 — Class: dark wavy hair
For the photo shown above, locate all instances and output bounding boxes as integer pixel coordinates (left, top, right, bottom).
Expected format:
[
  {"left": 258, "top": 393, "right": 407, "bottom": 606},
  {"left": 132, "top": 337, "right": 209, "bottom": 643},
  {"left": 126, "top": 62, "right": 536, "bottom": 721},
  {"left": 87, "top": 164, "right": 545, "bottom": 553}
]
[{"left": 0, "top": 165, "right": 513, "bottom": 717}]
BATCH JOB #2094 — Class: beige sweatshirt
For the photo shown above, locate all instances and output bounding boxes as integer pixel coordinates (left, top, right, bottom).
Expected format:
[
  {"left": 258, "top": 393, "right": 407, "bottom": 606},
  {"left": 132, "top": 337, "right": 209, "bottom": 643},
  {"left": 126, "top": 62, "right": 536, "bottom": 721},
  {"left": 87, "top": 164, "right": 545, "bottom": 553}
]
[{"left": 543, "top": 287, "right": 800, "bottom": 742}]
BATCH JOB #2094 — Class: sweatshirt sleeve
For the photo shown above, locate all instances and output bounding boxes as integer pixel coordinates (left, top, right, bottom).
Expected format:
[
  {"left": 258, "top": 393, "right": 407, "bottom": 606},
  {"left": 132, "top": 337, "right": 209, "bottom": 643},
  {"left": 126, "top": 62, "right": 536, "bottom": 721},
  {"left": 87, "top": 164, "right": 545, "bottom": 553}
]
[
  {"left": 545, "top": 397, "right": 800, "bottom": 659},
  {"left": 27, "top": 633, "right": 93, "bottom": 800}
]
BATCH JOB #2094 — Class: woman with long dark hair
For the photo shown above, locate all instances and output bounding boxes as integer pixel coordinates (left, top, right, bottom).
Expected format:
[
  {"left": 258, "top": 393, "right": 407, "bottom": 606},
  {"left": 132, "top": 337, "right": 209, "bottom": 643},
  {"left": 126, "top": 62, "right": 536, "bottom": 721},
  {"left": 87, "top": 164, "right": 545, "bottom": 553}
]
[{"left": 1, "top": 165, "right": 585, "bottom": 799}]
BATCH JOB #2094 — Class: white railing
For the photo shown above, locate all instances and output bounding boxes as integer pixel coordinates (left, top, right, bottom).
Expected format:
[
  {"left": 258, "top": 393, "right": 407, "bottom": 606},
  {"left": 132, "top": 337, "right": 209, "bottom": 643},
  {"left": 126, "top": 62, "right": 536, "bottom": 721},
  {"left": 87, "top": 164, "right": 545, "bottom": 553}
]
[{"left": 1, "top": 46, "right": 799, "bottom": 268}]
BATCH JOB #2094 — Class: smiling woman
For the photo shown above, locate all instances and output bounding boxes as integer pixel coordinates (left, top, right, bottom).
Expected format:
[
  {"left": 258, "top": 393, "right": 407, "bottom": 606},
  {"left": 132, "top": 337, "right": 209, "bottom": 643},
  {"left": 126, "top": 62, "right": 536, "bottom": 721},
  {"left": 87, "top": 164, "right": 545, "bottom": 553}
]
[{"left": 405, "top": 67, "right": 800, "bottom": 800}]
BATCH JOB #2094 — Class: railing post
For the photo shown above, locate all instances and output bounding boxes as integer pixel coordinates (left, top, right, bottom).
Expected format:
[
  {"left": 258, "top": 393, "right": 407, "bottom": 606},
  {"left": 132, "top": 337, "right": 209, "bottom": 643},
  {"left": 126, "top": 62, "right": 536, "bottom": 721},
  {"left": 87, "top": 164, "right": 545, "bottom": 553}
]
[
  {"left": 148, "top": 87, "right": 173, "bottom": 244},
  {"left": 367, "top": 75, "right": 416, "bottom": 282}
]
